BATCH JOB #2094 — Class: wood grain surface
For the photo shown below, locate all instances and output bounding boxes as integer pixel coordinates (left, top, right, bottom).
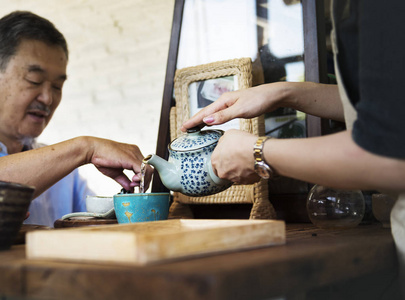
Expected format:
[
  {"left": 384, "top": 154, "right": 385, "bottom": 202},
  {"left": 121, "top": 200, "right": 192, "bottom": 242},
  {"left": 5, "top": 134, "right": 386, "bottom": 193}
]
[
  {"left": 26, "top": 219, "right": 286, "bottom": 265},
  {"left": 0, "top": 223, "right": 399, "bottom": 300}
]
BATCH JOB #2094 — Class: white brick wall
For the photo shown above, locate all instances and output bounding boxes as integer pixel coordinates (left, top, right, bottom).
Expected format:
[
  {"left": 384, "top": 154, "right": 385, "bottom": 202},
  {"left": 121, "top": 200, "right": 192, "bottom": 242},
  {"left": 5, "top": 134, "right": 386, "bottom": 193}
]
[{"left": 1, "top": 0, "right": 175, "bottom": 195}]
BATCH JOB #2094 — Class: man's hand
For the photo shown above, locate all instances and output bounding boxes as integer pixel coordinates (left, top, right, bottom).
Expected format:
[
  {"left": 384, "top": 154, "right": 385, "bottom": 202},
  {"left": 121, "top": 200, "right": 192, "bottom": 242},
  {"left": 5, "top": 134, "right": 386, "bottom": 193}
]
[{"left": 86, "top": 137, "right": 153, "bottom": 192}]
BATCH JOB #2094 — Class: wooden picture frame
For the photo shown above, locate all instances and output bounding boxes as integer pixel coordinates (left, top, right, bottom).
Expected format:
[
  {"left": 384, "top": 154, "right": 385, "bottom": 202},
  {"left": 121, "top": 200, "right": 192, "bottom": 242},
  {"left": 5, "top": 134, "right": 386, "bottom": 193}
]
[
  {"left": 170, "top": 57, "right": 262, "bottom": 139},
  {"left": 168, "top": 58, "right": 276, "bottom": 220}
]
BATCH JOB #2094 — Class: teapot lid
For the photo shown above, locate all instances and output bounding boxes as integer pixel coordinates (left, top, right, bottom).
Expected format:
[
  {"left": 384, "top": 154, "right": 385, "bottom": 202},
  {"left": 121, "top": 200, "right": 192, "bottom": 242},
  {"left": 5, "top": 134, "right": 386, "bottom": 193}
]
[{"left": 169, "top": 127, "right": 224, "bottom": 151}]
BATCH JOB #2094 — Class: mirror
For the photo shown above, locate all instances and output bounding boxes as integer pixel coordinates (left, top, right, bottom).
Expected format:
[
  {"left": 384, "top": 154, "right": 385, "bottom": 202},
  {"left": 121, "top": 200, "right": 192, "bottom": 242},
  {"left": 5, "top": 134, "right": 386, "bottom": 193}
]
[{"left": 177, "top": 0, "right": 306, "bottom": 138}]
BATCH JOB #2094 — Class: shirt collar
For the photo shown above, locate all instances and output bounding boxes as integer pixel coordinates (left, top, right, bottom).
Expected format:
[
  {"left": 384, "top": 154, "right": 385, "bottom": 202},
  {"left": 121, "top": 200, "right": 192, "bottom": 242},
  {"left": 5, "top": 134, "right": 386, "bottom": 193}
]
[
  {"left": 0, "top": 141, "right": 8, "bottom": 155},
  {"left": 0, "top": 140, "right": 35, "bottom": 155}
]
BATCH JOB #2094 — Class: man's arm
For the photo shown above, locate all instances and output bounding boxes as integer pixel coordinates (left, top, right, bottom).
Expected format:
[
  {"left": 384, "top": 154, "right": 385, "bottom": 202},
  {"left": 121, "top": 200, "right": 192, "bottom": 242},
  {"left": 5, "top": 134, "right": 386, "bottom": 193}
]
[{"left": 0, "top": 136, "right": 152, "bottom": 198}]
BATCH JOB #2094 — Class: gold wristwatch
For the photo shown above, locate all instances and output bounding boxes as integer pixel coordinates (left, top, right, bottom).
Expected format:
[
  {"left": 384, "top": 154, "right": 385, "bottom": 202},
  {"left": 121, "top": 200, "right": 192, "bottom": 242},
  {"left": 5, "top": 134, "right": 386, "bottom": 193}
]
[{"left": 253, "top": 136, "right": 275, "bottom": 179}]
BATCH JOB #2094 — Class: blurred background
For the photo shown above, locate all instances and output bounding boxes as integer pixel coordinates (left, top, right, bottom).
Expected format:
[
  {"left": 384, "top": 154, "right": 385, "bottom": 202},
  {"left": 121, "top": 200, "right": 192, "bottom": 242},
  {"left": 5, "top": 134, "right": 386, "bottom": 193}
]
[{"left": 0, "top": 0, "right": 175, "bottom": 196}]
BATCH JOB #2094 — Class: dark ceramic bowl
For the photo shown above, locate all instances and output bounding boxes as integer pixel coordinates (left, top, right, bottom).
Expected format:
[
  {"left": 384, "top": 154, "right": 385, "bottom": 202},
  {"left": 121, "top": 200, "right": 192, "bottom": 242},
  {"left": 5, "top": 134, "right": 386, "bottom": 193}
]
[{"left": 0, "top": 181, "right": 35, "bottom": 250}]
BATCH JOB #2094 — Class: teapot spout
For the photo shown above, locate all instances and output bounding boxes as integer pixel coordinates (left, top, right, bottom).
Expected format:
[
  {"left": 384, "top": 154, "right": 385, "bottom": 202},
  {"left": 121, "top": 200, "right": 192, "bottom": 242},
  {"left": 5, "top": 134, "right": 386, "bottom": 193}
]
[{"left": 143, "top": 154, "right": 181, "bottom": 192}]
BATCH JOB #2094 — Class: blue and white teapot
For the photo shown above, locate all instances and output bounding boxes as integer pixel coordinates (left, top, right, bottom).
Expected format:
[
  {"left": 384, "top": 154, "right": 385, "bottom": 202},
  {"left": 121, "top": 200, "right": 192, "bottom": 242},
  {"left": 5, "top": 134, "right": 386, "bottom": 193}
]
[{"left": 143, "top": 127, "right": 232, "bottom": 196}]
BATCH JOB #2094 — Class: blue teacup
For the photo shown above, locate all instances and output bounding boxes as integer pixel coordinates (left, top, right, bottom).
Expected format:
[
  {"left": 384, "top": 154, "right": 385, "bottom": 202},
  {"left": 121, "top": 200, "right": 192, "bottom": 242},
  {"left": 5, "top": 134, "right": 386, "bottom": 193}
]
[{"left": 113, "top": 193, "right": 170, "bottom": 224}]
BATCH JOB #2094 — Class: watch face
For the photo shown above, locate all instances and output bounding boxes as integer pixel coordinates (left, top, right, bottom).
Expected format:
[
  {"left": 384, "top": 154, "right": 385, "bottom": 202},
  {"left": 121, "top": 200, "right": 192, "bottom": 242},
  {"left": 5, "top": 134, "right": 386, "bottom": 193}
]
[{"left": 255, "top": 163, "right": 270, "bottom": 179}]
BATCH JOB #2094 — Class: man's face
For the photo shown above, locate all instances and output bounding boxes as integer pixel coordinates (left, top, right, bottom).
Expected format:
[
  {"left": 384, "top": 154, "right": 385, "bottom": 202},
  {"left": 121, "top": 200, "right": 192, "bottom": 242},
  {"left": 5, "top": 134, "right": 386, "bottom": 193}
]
[{"left": 0, "top": 39, "right": 67, "bottom": 143}]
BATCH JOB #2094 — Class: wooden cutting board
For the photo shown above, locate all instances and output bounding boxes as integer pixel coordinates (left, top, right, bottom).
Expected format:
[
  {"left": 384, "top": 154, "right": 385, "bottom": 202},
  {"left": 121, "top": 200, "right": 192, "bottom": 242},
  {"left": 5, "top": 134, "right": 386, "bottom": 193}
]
[{"left": 26, "top": 219, "right": 285, "bottom": 265}]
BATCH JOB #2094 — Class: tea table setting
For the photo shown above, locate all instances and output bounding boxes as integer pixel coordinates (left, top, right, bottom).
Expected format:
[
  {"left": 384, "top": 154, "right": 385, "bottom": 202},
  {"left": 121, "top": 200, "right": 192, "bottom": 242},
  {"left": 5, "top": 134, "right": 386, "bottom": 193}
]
[
  {"left": 0, "top": 127, "right": 400, "bottom": 299},
  {"left": 0, "top": 181, "right": 398, "bottom": 300}
]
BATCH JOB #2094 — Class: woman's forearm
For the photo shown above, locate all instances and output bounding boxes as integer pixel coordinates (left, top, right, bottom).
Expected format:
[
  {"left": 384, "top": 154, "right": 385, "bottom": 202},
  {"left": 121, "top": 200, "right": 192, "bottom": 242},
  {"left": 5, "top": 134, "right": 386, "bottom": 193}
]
[
  {"left": 182, "top": 82, "right": 345, "bottom": 131},
  {"left": 265, "top": 130, "right": 405, "bottom": 192},
  {"left": 278, "top": 82, "right": 345, "bottom": 122}
]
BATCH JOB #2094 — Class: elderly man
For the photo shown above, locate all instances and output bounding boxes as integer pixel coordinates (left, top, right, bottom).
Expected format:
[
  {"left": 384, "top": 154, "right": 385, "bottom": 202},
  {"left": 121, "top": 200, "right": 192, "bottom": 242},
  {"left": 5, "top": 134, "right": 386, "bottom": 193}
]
[{"left": 0, "top": 11, "right": 152, "bottom": 227}]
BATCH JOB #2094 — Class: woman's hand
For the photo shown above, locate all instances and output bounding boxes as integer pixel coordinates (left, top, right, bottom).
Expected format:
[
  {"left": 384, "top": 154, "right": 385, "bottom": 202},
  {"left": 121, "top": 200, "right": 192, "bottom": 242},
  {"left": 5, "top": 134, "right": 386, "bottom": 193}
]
[
  {"left": 181, "top": 83, "right": 286, "bottom": 131},
  {"left": 181, "top": 82, "right": 344, "bottom": 132},
  {"left": 211, "top": 129, "right": 261, "bottom": 184}
]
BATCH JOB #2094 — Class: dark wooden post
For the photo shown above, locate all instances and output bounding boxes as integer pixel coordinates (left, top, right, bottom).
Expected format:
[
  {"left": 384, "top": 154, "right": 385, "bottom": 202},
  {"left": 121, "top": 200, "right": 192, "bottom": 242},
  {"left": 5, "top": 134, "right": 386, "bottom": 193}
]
[
  {"left": 302, "top": 0, "right": 329, "bottom": 137},
  {"left": 152, "top": 0, "right": 185, "bottom": 192}
]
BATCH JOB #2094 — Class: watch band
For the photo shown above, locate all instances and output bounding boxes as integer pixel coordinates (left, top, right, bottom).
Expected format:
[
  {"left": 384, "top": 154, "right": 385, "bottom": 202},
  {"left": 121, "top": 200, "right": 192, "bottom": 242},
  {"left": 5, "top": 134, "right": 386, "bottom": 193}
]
[
  {"left": 253, "top": 136, "right": 276, "bottom": 179},
  {"left": 254, "top": 136, "right": 269, "bottom": 163}
]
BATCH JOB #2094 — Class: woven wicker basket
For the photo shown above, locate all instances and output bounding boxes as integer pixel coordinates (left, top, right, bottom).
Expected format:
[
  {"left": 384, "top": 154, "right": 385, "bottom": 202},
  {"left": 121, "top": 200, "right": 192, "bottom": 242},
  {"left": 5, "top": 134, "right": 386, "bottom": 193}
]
[{"left": 169, "top": 58, "right": 276, "bottom": 219}]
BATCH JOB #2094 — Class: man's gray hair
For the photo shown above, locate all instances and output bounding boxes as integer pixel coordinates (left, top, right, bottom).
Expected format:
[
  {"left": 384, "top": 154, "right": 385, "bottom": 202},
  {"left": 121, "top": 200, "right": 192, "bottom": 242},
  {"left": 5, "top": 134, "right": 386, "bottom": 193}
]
[{"left": 0, "top": 11, "right": 68, "bottom": 71}]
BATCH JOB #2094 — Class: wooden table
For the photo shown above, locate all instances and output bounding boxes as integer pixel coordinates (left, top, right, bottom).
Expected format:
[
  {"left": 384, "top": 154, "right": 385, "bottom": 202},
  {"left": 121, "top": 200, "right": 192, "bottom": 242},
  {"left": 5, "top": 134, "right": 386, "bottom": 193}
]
[{"left": 0, "top": 223, "right": 400, "bottom": 300}]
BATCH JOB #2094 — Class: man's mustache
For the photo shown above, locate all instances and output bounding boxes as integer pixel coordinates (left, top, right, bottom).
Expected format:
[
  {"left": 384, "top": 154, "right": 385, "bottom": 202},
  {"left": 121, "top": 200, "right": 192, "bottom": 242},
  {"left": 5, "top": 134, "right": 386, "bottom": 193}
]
[{"left": 27, "top": 102, "right": 51, "bottom": 115}]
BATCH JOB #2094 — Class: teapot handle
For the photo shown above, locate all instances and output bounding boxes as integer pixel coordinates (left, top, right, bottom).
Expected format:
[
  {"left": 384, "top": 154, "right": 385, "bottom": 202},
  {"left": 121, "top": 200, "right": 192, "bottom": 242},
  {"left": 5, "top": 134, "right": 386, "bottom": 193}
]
[{"left": 207, "top": 158, "right": 232, "bottom": 186}]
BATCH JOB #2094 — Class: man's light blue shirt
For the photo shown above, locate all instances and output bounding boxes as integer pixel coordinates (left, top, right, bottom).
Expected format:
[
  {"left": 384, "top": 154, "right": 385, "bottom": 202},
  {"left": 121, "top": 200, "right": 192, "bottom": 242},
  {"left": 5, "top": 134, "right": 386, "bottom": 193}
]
[{"left": 0, "top": 141, "right": 94, "bottom": 227}]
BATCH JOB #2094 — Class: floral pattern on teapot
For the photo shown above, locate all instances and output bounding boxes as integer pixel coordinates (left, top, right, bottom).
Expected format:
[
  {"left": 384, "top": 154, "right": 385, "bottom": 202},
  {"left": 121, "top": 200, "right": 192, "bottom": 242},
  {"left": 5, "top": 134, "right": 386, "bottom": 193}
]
[
  {"left": 169, "top": 142, "right": 230, "bottom": 196},
  {"left": 143, "top": 128, "right": 233, "bottom": 196}
]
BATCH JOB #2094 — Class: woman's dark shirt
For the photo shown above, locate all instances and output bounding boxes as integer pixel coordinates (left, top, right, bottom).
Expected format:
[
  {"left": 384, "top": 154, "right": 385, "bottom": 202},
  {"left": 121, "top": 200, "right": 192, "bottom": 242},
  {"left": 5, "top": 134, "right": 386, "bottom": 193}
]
[{"left": 333, "top": 0, "right": 405, "bottom": 158}]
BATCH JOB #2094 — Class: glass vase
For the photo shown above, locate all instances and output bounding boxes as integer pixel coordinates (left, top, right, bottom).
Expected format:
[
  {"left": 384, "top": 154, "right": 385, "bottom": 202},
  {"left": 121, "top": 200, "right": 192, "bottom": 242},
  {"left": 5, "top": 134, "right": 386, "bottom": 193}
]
[{"left": 306, "top": 185, "right": 365, "bottom": 229}]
